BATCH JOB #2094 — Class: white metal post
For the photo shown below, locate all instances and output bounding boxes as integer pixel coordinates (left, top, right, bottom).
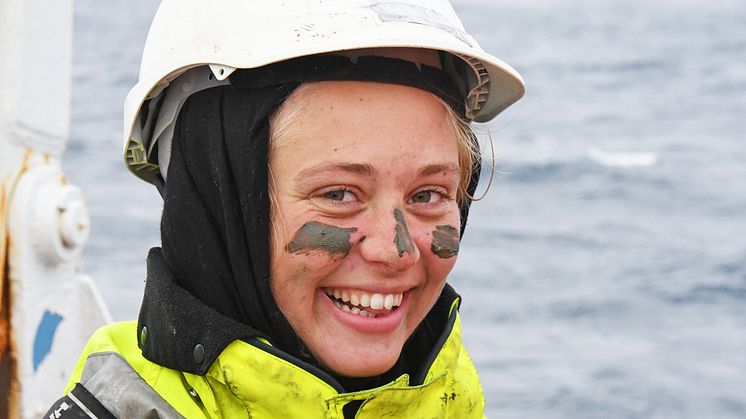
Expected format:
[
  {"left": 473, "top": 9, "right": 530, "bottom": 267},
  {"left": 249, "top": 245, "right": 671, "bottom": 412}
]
[{"left": 1, "top": 1, "right": 112, "bottom": 417}]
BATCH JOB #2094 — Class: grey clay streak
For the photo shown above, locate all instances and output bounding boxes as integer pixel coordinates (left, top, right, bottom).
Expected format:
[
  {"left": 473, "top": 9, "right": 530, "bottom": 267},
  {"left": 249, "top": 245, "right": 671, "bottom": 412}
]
[
  {"left": 286, "top": 221, "right": 358, "bottom": 255},
  {"left": 393, "top": 209, "right": 415, "bottom": 257},
  {"left": 431, "top": 225, "right": 459, "bottom": 258}
]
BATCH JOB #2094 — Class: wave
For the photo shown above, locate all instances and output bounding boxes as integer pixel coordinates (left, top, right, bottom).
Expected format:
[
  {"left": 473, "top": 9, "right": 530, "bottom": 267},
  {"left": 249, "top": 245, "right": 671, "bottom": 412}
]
[{"left": 588, "top": 147, "right": 658, "bottom": 168}]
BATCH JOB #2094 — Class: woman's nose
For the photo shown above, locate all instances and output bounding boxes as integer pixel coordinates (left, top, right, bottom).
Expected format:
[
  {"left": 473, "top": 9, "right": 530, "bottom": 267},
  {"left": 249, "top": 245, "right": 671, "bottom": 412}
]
[{"left": 358, "top": 208, "right": 420, "bottom": 272}]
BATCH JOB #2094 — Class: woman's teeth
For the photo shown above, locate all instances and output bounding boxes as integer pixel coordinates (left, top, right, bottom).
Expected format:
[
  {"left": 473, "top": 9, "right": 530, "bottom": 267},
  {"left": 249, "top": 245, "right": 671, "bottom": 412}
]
[{"left": 325, "top": 288, "right": 403, "bottom": 317}]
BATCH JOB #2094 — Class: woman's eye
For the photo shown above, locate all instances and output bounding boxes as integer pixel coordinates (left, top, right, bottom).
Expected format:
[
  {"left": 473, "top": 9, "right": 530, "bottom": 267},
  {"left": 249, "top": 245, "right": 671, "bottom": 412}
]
[
  {"left": 411, "top": 190, "right": 434, "bottom": 203},
  {"left": 409, "top": 189, "right": 447, "bottom": 205},
  {"left": 322, "top": 189, "right": 354, "bottom": 202}
]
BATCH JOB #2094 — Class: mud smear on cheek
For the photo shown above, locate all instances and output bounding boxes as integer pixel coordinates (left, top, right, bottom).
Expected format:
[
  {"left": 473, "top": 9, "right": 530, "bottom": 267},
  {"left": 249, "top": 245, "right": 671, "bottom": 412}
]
[
  {"left": 431, "top": 225, "right": 459, "bottom": 258},
  {"left": 286, "top": 221, "right": 358, "bottom": 256},
  {"left": 393, "top": 209, "right": 415, "bottom": 257}
]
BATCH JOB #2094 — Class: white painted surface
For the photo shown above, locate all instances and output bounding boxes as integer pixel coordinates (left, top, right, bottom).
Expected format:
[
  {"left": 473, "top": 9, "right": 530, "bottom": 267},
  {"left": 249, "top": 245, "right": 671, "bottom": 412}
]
[{"left": 0, "top": 1, "right": 111, "bottom": 417}]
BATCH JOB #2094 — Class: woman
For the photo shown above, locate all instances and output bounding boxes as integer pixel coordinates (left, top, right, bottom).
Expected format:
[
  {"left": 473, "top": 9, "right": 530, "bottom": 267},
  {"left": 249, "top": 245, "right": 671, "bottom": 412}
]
[{"left": 47, "top": 0, "right": 524, "bottom": 417}]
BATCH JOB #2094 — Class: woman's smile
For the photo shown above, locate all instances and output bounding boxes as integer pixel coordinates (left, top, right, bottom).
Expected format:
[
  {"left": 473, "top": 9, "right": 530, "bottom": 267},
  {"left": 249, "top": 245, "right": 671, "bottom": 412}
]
[
  {"left": 321, "top": 287, "right": 409, "bottom": 333},
  {"left": 326, "top": 287, "right": 404, "bottom": 314}
]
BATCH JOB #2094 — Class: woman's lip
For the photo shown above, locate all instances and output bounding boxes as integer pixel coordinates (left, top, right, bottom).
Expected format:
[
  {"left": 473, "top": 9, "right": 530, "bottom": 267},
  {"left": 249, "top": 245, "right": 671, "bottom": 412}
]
[{"left": 318, "top": 289, "right": 408, "bottom": 334}]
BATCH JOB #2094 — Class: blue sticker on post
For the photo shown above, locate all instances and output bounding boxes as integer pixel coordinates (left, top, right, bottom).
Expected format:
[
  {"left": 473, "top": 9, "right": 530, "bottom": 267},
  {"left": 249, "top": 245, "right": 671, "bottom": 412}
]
[{"left": 33, "top": 310, "right": 63, "bottom": 371}]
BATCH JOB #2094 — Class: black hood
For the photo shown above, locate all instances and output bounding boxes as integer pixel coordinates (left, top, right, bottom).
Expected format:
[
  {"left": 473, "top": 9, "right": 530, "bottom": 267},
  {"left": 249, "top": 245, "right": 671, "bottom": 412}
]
[{"left": 138, "top": 55, "right": 480, "bottom": 385}]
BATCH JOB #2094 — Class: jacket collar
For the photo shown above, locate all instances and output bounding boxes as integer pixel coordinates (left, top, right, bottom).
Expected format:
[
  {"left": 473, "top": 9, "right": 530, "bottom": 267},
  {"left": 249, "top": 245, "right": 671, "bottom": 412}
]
[
  {"left": 202, "top": 299, "right": 464, "bottom": 417},
  {"left": 137, "top": 248, "right": 262, "bottom": 375}
]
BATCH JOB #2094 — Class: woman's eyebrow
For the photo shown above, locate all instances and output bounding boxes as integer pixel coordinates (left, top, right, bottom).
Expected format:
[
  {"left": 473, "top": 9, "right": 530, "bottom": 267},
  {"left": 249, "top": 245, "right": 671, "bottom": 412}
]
[
  {"left": 294, "top": 163, "right": 459, "bottom": 182},
  {"left": 419, "top": 164, "right": 460, "bottom": 177},
  {"left": 295, "top": 162, "right": 375, "bottom": 181}
]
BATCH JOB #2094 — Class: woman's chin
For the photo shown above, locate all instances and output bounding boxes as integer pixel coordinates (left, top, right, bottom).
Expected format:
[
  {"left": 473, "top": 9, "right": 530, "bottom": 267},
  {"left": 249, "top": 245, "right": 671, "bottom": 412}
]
[
  {"left": 305, "top": 288, "right": 412, "bottom": 378},
  {"left": 316, "top": 347, "right": 402, "bottom": 378}
]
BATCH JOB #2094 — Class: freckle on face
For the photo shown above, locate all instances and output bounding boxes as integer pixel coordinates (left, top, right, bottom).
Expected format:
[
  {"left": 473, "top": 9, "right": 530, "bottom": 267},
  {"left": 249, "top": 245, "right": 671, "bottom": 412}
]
[{"left": 289, "top": 264, "right": 309, "bottom": 282}]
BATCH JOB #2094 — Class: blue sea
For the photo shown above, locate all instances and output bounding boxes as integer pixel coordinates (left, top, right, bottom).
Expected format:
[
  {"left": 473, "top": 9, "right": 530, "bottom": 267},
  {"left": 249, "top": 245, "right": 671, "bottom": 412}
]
[{"left": 65, "top": 0, "right": 746, "bottom": 417}]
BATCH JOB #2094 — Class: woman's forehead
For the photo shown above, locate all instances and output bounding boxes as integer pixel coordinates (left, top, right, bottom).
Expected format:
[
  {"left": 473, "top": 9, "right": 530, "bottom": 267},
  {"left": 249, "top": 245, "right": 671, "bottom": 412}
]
[
  {"left": 279, "top": 81, "right": 449, "bottom": 132},
  {"left": 269, "top": 84, "right": 459, "bottom": 181},
  {"left": 272, "top": 81, "right": 453, "bottom": 148}
]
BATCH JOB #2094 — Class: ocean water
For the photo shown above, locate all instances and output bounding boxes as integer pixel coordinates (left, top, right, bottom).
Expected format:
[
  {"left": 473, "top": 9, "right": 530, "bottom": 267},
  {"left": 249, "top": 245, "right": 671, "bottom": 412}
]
[{"left": 64, "top": 0, "right": 746, "bottom": 417}]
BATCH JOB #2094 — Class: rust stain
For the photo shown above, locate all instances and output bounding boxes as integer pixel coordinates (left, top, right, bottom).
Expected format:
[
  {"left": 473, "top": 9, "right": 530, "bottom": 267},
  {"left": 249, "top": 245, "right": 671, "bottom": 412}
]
[
  {"left": 0, "top": 183, "right": 7, "bottom": 355},
  {"left": 0, "top": 149, "right": 32, "bottom": 317},
  {"left": 0, "top": 249, "right": 17, "bottom": 419},
  {"left": 0, "top": 181, "right": 6, "bottom": 315},
  {"left": 0, "top": 149, "right": 32, "bottom": 417},
  {"left": 21, "top": 149, "right": 33, "bottom": 174}
]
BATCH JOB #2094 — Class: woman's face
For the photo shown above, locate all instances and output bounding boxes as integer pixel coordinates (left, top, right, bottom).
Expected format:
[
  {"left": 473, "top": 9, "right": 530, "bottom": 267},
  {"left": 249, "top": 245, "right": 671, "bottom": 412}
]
[{"left": 269, "top": 81, "right": 462, "bottom": 377}]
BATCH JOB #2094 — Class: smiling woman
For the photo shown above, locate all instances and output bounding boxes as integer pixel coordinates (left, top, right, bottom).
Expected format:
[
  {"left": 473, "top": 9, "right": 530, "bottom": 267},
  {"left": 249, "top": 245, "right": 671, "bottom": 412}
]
[
  {"left": 269, "top": 82, "right": 464, "bottom": 378},
  {"left": 45, "top": 0, "right": 524, "bottom": 417}
]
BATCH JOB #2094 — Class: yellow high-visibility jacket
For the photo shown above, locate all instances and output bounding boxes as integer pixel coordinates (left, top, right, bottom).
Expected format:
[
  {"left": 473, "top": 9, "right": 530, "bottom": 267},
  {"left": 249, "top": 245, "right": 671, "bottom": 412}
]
[{"left": 51, "top": 298, "right": 485, "bottom": 418}]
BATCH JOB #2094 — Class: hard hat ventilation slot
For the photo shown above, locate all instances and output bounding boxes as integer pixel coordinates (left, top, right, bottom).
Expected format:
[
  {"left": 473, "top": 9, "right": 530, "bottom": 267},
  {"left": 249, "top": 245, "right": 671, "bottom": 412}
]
[
  {"left": 456, "top": 55, "right": 490, "bottom": 120},
  {"left": 125, "top": 141, "right": 161, "bottom": 182}
]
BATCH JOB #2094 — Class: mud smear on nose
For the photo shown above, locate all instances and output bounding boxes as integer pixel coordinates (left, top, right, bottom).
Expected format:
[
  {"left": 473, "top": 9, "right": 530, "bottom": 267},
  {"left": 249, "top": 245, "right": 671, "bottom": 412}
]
[
  {"left": 393, "top": 209, "right": 415, "bottom": 257},
  {"left": 431, "top": 225, "right": 459, "bottom": 258},
  {"left": 286, "top": 221, "right": 358, "bottom": 256}
]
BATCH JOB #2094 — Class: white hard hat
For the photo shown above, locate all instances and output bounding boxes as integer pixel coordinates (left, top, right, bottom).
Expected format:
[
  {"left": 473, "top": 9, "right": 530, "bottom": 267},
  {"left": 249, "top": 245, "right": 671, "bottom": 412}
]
[{"left": 124, "top": 0, "right": 526, "bottom": 184}]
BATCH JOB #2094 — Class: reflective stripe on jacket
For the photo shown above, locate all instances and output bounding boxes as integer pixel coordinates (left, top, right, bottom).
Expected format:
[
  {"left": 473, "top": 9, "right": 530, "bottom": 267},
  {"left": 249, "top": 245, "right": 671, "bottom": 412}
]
[{"left": 58, "top": 301, "right": 485, "bottom": 418}]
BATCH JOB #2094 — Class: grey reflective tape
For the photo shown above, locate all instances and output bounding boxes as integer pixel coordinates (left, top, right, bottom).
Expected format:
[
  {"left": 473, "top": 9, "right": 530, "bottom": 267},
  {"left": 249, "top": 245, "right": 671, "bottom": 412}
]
[
  {"left": 80, "top": 352, "right": 185, "bottom": 419},
  {"left": 67, "top": 391, "right": 98, "bottom": 419}
]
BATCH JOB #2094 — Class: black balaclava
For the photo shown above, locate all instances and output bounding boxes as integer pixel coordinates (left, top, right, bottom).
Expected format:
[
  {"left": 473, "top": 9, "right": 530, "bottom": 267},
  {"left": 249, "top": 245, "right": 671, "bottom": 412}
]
[{"left": 139, "top": 55, "right": 481, "bottom": 388}]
